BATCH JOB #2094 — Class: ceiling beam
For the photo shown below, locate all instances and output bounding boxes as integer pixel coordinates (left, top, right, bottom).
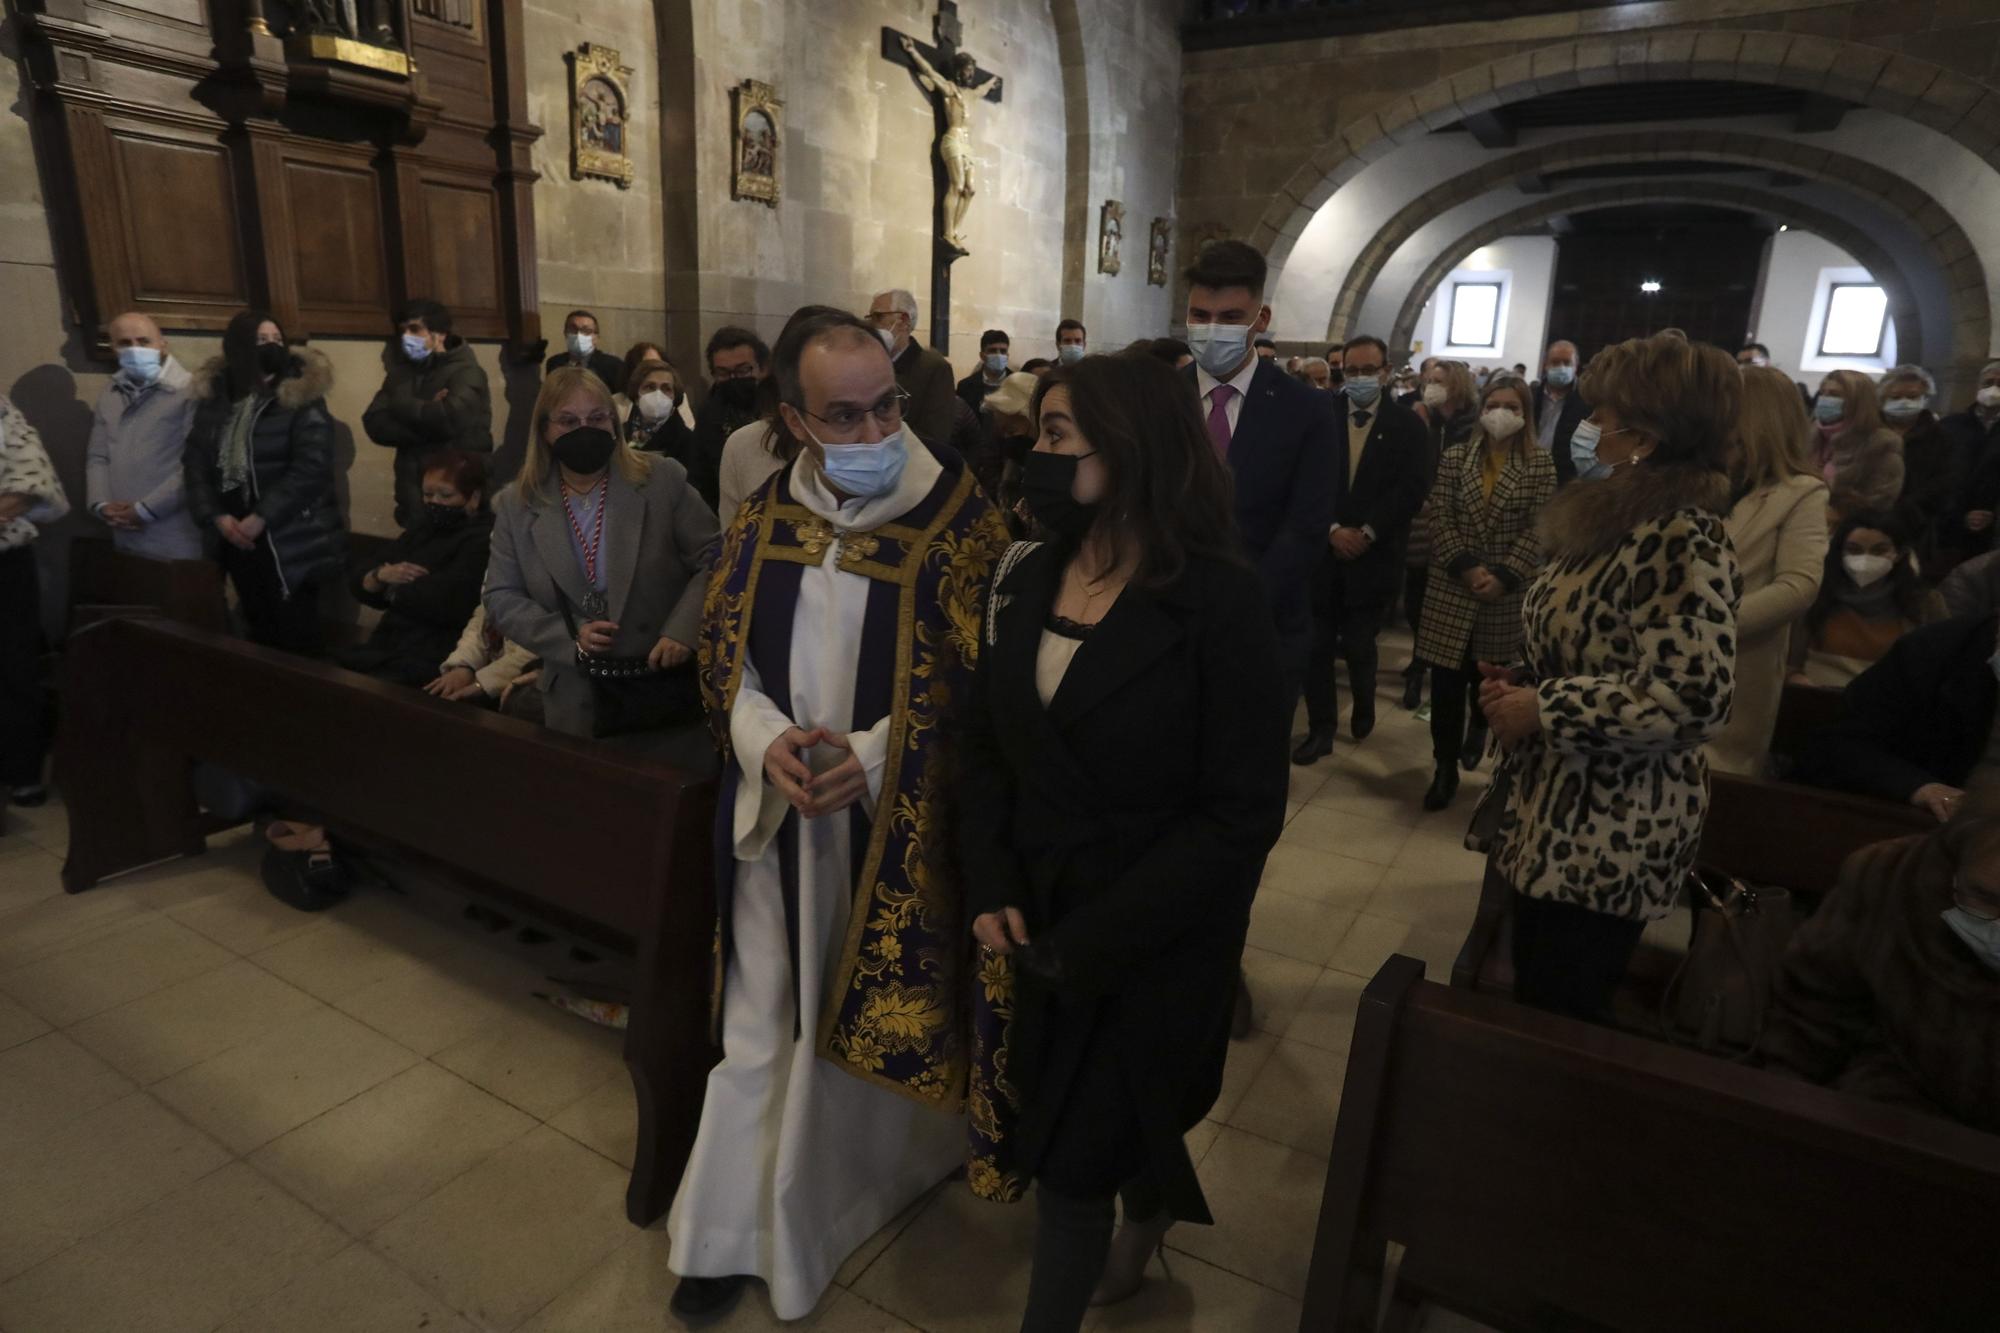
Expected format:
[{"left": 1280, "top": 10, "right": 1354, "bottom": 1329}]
[
  {"left": 1516, "top": 173, "right": 1551, "bottom": 194},
  {"left": 1796, "top": 93, "right": 1848, "bottom": 133},
  {"left": 1765, "top": 171, "right": 1805, "bottom": 188},
  {"left": 1463, "top": 109, "right": 1517, "bottom": 149}
]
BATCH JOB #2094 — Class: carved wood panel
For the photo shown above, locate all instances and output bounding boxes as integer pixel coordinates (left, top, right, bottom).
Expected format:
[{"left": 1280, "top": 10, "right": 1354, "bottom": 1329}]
[
  {"left": 282, "top": 155, "right": 392, "bottom": 333},
  {"left": 394, "top": 161, "right": 507, "bottom": 338},
  {"left": 102, "top": 120, "right": 249, "bottom": 320}
]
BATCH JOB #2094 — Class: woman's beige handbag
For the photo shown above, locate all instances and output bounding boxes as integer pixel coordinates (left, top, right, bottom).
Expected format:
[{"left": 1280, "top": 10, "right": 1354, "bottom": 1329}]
[{"left": 1660, "top": 869, "right": 1797, "bottom": 1057}]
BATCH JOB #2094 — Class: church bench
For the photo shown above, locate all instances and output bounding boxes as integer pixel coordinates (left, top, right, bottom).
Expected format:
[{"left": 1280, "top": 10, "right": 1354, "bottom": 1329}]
[
  {"left": 1300, "top": 955, "right": 2000, "bottom": 1333},
  {"left": 54, "top": 613, "right": 720, "bottom": 1226}
]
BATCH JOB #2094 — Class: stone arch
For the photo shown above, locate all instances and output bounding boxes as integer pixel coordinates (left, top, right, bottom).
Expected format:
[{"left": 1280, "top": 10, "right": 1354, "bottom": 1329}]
[
  {"left": 1386, "top": 183, "right": 1922, "bottom": 370},
  {"left": 1328, "top": 129, "right": 1988, "bottom": 365},
  {"left": 1243, "top": 30, "right": 2000, "bottom": 292}
]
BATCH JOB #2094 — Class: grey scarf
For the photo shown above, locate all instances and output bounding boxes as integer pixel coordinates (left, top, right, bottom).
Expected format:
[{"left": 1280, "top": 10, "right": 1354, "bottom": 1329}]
[{"left": 219, "top": 393, "right": 259, "bottom": 495}]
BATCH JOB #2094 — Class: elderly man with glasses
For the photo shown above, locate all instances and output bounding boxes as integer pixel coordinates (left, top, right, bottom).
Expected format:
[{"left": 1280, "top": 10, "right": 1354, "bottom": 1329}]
[{"left": 672, "top": 309, "right": 1012, "bottom": 1326}]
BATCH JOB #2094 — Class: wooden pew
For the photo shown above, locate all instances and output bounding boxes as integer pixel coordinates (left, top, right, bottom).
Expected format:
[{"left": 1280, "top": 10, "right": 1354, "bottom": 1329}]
[
  {"left": 56, "top": 613, "right": 720, "bottom": 1226},
  {"left": 1301, "top": 955, "right": 2000, "bottom": 1332},
  {"left": 64, "top": 536, "right": 227, "bottom": 634}
]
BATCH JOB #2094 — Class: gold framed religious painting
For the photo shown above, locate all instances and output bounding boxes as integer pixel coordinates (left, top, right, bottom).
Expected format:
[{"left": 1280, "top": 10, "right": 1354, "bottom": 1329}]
[
  {"left": 568, "top": 43, "right": 634, "bottom": 188},
  {"left": 732, "top": 79, "right": 782, "bottom": 208},
  {"left": 1098, "top": 199, "right": 1124, "bottom": 276},
  {"left": 1148, "top": 217, "right": 1172, "bottom": 286}
]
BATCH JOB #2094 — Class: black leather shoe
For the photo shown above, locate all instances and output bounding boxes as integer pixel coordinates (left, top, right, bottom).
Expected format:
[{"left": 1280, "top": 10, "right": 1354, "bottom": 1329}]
[
  {"left": 8, "top": 784, "right": 48, "bottom": 808},
  {"left": 670, "top": 1275, "right": 749, "bottom": 1325},
  {"left": 1460, "top": 726, "right": 1488, "bottom": 772},
  {"left": 1350, "top": 706, "right": 1375, "bottom": 741},
  {"left": 1401, "top": 672, "right": 1423, "bottom": 710},
  {"left": 1422, "top": 766, "right": 1459, "bottom": 812},
  {"left": 1291, "top": 728, "right": 1334, "bottom": 766}
]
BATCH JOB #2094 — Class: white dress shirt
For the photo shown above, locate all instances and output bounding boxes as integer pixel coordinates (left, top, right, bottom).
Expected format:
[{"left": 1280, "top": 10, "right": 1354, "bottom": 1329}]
[{"left": 1194, "top": 352, "right": 1263, "bottom": 438}]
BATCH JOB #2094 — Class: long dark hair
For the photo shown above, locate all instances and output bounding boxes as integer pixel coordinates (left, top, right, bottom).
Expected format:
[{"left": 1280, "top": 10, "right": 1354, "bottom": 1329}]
[
  {"left": 1809, "top": 509, "right": 1927, "bottom": 633},
  {"left": 221, "top": 309, "right": 287, "bottom": 401},
  {"left": 1030, "top": 352, "right": 1241, "bottom": 589}
]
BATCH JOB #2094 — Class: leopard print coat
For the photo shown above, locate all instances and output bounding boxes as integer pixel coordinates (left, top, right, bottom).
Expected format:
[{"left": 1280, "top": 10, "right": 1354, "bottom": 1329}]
[{"left": 1490, "top": 464, "right": 1742, "bottom": 922}]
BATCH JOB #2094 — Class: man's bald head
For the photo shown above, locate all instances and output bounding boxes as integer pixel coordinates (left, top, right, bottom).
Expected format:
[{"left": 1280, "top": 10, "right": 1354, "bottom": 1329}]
[
  {"left": 1545, "top": 340, "right": 1577, "bottom": 365},
  {"left": 108, "top": 313, "right": 166, "bottom": 352}
]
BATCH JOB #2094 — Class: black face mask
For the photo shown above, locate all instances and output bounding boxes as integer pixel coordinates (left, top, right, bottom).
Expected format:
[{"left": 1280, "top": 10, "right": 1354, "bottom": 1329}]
[
  {"left": 425, "top": 502, "right": 471, "bottom": 530},
  {"left": 550, "top": 426, "right": 617, "bottom": 475},
  {"left": 713, "top": 378, "right": 761, "bottom": 411},
  {"left": 1020, "top": 450, "right": 1101, "bottom": 545},
  {"left": 256, "top": 342, "right": 289, "bottom": 377}
]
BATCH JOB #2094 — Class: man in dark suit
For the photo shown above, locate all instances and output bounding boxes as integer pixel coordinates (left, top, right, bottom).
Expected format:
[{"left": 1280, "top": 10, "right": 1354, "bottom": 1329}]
[
  {"left": 1179, "top": 240, "right": 1339, "bottom": 718},
  {"left": 868, "top": 288, "right": 957, "bottom": 449},
  {"left": 543, "top": 308, "right": 628, "bottom": 389},
  {"left": 1295, "top": 335, "right": 1428, "bottom": 761},
  {"left": 1531, "top": 338, "right": 1590, "bottom": 485}
]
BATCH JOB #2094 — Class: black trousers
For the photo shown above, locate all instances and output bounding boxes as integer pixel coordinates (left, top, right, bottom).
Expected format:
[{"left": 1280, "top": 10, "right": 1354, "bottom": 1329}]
[
  {"left": 1427, "top": 661, "right": 1487, "bottom": 766},
  {"left": 1510, "top": 889, "right": 1646, "bottom": 1022},
  {"left": 0, "top": 545, "right": 48, "bottom": 788},
  {"left": 1304, "top": 566, "right": 1385, "bottom": 733},
  {"left": 1403, "top": 564, "right": 1427, "bottom": 634},
  {"left": 219, "top": 539, "right": 323, "bottom": 657}
]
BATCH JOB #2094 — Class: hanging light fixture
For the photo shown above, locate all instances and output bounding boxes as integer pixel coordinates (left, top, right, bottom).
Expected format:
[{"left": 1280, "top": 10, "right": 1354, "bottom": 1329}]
[{"left": 1640, "top": 279, "right": 1662, "bottom": 294}]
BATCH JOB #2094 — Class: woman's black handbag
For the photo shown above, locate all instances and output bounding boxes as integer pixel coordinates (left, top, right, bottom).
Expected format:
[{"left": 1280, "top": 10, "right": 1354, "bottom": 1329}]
[{"left": 558, "top": 596, "right": 704, "bottom": 739}]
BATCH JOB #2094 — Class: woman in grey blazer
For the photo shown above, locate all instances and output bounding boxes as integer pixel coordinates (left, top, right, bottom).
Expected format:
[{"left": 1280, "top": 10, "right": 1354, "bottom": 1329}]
[{"left": 485, "top": 366, "right": 720, "bottom": 739}]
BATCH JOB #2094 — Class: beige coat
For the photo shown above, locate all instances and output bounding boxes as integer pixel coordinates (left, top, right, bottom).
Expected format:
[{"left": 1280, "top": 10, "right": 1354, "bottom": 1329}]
[{"left": 1708, "top": 473, "right": 1829, "bottom": 776}]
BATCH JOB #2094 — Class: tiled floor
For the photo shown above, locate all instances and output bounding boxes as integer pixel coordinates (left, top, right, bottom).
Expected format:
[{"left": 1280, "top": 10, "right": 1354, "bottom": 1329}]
[{"left": 0, "top": 630, "right": 1497, "bottom": 1332}]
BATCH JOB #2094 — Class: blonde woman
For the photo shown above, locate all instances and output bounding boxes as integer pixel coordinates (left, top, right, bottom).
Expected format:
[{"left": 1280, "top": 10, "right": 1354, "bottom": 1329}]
[
  {"left": 1707, "top": 367, "right": 1829, "bottom": 776},
  {"left": 483, "top": 366, "right": 718, "bottom": 739},
  {"left": 1414, "top": 373, "right": 1557, "bottom": 809},
  {"left": 1402, "top": 359, "right": 1481, "bottom": 711},
  {"left": 1811, "top": 367, "right": 1904, "bottom": 522}
]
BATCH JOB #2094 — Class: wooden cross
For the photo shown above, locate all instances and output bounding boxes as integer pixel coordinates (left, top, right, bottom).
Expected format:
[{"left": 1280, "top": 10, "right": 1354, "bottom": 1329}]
[{"left": 880, "top": 0, "right": 1004, "bottom": 358}]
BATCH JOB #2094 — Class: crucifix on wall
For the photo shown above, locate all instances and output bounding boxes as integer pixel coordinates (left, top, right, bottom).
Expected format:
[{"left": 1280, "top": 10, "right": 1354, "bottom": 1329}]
[{"left": 881, "top": 0, "right": 1003, "bottom": 356}]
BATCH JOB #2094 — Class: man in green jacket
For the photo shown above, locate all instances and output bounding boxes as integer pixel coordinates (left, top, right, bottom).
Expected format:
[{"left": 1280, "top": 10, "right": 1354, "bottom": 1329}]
[{"left": 362, "top": 298, "right": 493, "bottom": 527}]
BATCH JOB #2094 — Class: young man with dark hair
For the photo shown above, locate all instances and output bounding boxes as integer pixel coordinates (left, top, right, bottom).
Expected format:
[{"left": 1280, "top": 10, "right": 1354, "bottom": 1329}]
[
  {"left": 362, "top": 297, "right": 493, "bottom": 527},
  {"left": 1022, "top": 357, "right": 1053, "bottom": 378},
  {"left": 682, "top": 325, "right": 772, "bottom": 512},
  {"left": 1295, "top": 332, "right": 1428, "bottom": 760},
  {"left": 1055, "top": 319, "right": 1087, "bottom": 364},
  {"left": 673, "top": 308, "right": 1009, "bottom": 1327},
  {"left": 1254, "top": 335, "right": 1278, "bottom": 362},
  {"left": 1181, "top": 237, "right": 1339, "bottom": 1038},
  {"left": 541, "top": 308, "right": 627, "bottom": 389},
  {"left": 956, "top": 328, "right": 1011, "bottom": 413}
]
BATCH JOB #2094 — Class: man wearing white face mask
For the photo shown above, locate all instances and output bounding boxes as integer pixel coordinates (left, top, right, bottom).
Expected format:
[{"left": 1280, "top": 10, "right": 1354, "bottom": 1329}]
[
  {"left": 86, "top": 311, "right": 201, "bottom": 561},
  {"left": 1531, "top": 339, "right": 1590, "bottom": 483},
  {"left": 363, "top": 297, "right": 494, "bottom": 527},
  {"left": 1178, "top": 239, "right": 1339, "bottom": 716},
  {"left": 541, "top": 308, "right": 627, "bottom": 388},
  {"left": 676, "top": 309, "right": 1009, "bottom": 1326},
  {"left": 866, "top": 288, "right": 958, "bottom": 451}
]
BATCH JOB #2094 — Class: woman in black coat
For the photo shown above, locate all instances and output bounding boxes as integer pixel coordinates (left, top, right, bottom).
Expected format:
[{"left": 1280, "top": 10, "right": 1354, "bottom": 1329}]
[
  {"left": 957, "top": 352, "right": 1290, "bottom": 1332},
  {"left": 184, "top": 309, "right": 345, "bottom": 654},
  {"left": 338, "top": 448, "right": 493, "bottom": 687}
]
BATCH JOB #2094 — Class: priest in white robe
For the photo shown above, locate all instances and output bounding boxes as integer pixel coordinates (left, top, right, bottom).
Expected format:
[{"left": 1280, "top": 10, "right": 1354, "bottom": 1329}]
[{"left": 675, "top": 312, "right": 1014, "bottom": 1324}]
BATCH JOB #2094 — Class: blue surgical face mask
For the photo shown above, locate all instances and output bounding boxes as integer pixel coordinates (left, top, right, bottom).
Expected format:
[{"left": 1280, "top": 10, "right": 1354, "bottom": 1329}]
[
  {"left": 1942, "top": 907, "right": 2000, "bottom": 973},
  {"left": 1570, "top": 420, "right": 1617, "bottom": 482},
  {"left": 984, "top": 352, "right": 1008, "bottom": 375},
  {"left": 567, "top": 330, "right": 595, "bottom": 358},
  {"left": 1057, "top": 343, "right": 1085, "bottom": 365},
  {"left": 402, "top": 332, "right": 433, "bottom": 362},
  {"left": 1882, "top": 397, "right": 1924, "bottom": 422},
  {"left": 1345, "top": 378, "right": 1383, "bottom": 408},
  {"left": 117, "top": 346, "right": 163, "bottom": 385},
  {"left": 1186, "top": 323, "right": 1252, "bottom": 378},
  {"left": 1544, "top": 364, "right": 1575, "bottom": 387},
  {"left": 1814, "top": 395, "right": 1845, "bottom": 424},
  {"left": 814, "top": 429, "right": 909, "bottom": 500}
]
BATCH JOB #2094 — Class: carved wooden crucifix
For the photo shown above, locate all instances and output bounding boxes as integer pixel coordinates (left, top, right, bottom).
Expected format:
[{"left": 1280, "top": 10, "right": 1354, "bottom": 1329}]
[{"left": 880, "top": 0, "right": 1003, "bottom": 357}]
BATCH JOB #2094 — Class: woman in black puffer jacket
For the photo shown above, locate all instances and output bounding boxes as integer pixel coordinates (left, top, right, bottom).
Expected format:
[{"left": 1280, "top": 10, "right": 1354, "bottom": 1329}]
[{"left": 184, "top": 310, "right": 345, "bottom": 654}]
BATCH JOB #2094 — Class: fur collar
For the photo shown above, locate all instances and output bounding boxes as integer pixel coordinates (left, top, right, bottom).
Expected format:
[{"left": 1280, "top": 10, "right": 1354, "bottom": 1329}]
[
  {"left": 191, "top": 346, "right": 334, "bottom": 410},
  {"left": 1537, "top": 462, "right": 1731, "bottom": 562}
]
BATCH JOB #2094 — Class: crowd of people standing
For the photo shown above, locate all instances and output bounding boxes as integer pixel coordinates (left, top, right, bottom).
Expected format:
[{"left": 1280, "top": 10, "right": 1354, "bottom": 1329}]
[{"left": 9, "top": 237, "right": 2000, "bottom": 1329}]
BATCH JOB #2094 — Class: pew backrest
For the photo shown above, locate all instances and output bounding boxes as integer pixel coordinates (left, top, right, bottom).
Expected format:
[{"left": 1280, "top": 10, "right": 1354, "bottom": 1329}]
[{"left": 1303, "top": 956, "right": 2000, "bottom": 1332}]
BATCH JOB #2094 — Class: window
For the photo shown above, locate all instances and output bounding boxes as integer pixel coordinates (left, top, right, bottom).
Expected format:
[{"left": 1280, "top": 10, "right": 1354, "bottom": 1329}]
[
  {"left": 1447, "top": 281, "right": 1502, "bottom": 349},
  {"left": 1819, "top": 283, "right": 1887, "bottom": 358}
]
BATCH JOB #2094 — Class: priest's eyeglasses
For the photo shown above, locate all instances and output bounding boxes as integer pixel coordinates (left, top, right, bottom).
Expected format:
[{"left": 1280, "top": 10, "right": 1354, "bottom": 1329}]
[{"left": 801, "top": 388, "right": 911, "bottom": 436}]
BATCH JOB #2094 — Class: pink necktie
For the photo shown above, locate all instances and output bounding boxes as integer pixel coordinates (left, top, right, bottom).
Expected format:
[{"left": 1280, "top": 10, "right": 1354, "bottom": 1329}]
[{"left": 1206, "top": 384, "right": 1237, "bottom": 460}]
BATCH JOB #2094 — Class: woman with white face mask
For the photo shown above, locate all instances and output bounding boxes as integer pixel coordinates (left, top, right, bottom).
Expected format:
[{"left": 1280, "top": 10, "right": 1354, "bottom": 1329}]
[
  {"left": 621, "top": 358, "right": 694, "bottom": 460},
  {"left": 1788, "top": 510, "right": 1947, "bottom": 688},
  {"left": 1412, "top": 375, "right": 1556, "bottom": 810}
]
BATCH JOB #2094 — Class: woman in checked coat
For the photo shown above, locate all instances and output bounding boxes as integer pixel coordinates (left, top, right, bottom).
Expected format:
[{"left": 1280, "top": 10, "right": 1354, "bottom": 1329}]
[{"left": 1414, "top": 373, "right": 1558, "bottom": 811}]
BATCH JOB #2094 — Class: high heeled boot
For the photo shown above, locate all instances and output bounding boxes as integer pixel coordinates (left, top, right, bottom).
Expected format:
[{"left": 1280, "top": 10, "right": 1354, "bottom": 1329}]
[{"left": 1089, "top": 1211, "right": 1173, "bottom": 1306}]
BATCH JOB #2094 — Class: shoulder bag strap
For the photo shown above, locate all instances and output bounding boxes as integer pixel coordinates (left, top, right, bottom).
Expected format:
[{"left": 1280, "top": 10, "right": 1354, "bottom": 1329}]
[{"left": 985, "top": 539, "right": 1043, "bottom": 648}]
